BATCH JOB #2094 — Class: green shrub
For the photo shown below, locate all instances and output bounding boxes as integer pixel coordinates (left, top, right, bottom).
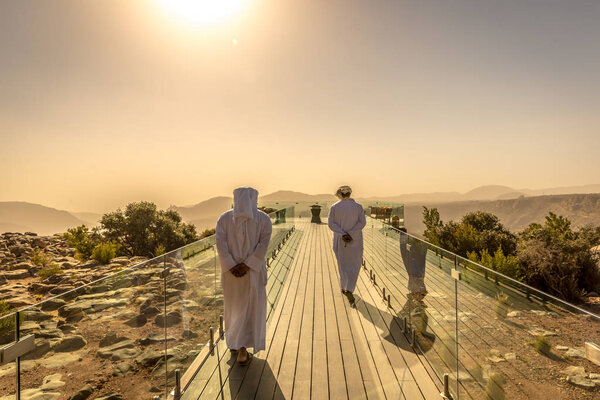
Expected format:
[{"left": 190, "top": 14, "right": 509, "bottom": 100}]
[
  {"left": 534, "top": 335, "right": 551, "bottom": 355},
  {"left": 155, "top": 244, "right": 166, "bottom": 256},
  {"left": 63, "top": 225, "right": 97, "bottom": 261},
  {"left": 31, "top": 251, "right": 54, "bottom": 268},
  {"left": 199, "top": 228, "right": 216, "bottom": 239},
  {"left": 38, "top": 265, "right": 63, "bottom": 279},
  {"left": 91, "top": 242, "right": 118, "bottom": 265},
  {"left": 100, "top": 202, "right": 197, "bottom": 257},
  {"left": 0, "top": 300, "right": 23, "bottom": 338}
]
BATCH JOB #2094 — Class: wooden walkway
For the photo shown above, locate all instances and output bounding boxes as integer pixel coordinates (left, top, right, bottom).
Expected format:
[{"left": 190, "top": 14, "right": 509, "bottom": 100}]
[{"left": 181, "top": 221, "right": 441, "bottom": 400}]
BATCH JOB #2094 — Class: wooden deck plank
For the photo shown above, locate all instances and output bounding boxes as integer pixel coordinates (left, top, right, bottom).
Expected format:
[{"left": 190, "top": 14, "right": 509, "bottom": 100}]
[{"left": 181, "top": 221, "right": 441, "bottom": 400}]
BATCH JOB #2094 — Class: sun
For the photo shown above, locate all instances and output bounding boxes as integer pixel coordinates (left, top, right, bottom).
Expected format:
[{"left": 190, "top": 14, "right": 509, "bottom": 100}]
[{"left": 154, "top": 0, "right": 248, "bottom": 25}]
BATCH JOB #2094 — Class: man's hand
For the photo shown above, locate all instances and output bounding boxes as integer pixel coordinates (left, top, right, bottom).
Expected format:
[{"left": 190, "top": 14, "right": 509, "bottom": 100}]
[
  {"left": 342, "top": 234, "right": 353, "bottom": 243},
  {"left": 231, "top": 263, "right": 250, "bottom": 277}
]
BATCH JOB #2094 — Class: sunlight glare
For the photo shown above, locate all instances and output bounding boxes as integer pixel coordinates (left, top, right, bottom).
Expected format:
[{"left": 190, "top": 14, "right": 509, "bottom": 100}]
[{"left": 154, "top": 0, "right": 248, "bottom": 25}]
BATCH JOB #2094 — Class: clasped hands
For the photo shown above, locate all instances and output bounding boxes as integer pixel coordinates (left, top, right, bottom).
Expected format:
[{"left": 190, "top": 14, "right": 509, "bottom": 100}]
[
  {"left": 231, "top": 263, "right": 250, "bottom": 277},
  {"left": 342, "top": 234, "right": 353, "bottom": 243}
]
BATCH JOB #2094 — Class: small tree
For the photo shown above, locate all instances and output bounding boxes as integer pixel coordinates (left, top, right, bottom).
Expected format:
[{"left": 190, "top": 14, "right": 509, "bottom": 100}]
[
  {"left": 100, "top": 201, "right": 198, "bottom": 257},
  {"left": 63, "top": 225, "right": 98, "bottom": 260}
]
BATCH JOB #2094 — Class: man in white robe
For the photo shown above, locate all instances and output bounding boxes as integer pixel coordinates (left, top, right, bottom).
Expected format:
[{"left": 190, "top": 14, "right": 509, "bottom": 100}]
[
  {"left": 327, "top": 185, "right": 366, "bottom": 305},
  {"left": 215, "top": 187, "right": 272, "bottom": 365}
]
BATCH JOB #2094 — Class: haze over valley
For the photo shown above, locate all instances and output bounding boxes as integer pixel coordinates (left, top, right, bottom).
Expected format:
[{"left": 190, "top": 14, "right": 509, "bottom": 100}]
[{"left": 3, "top": 184, "right": 600, "bottom": 236}]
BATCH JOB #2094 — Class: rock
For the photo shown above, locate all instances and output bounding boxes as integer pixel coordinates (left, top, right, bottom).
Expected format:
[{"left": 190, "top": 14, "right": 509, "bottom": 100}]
[
  {"left": 566, "top": 375, "right": 596, "bottom": 389},
  {"left": 527, "top": 327, "right": 558, "bottom": 337},
  {"left": 113, "top": 362, "right": 133, "bottom": 377},
  {"left": 124, "top": 314, "right": 147, "bottom": 327},
  {"left": 53, "top": 335, "right": 87, "bottom": 352},
  {"left": 135, "top": 349, "right": 164, "bottom": 366},
  {"left": 41, "top": 373, "right": 65, "bottom": 390},
  {"left": 69, "top": 384, "right": 94, "bottom": 400},
  {"left": 154, "top": 310, "right": 182, "bottom": 327},
  {"left": 22, "top": 339, "right": 52, "bottom": 360},
  {"left": 561, "top": 366, "right": 586, "bottom": 376},
  {"left": 109, "top": 347, "right": 141, "bottom": 361},
  {"left": 555, "top": 345, "right": 569, "bottom": 351},
  {"left": 39, "top": 352, "right": 81, "bottom": 369},
  {"left": 13, "top": 388, "right": 60, "bottom": 400},
  {"left": 99, "top": 332, "right": 129, "bottom": 348},
  {"left": 23, "top": 309, "right": 53, "bottom": 321},
  {"left": 95, "top": 393, "right": 124, "bottom": 400},
  {"left": 505, "top": 353, "right": 517, "bottom": 361},
  {"left": 506, "top": 311, "right": 522, "bottom": 318},
  {"left": 486, "top": 349, "right": 505, "bottom": 363},
  {"left": 141, "top": 306, "right": 160, "bottom": 317},
  {"left": 2, "top": 269, "right": 31, "bottom": 279},
  {"left": 30, "top": 283, "right": 54, "bottom": 294},
  {"left": 565, "top": 347, "right": 586, "bottom": 358},
  {"left": 97, "top": 339, "right": 136, "bottom": 359},
  {"left": 140, "top": 333, "right": 177, "bottom": 346}
]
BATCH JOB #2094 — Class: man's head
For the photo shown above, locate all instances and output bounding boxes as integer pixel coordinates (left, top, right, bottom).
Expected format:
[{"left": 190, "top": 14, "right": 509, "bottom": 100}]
[
  {"left": 335, "top": 185, "right": 352, "bottom": 199},
  {"left": 233, "top": 187, "right": 259, "bottom": 220}
]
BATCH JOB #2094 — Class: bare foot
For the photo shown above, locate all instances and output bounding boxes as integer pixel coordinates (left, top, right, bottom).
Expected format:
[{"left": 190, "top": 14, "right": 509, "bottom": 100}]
[{"left": 237, "top": 347, "right": 248, "bottom": 364}]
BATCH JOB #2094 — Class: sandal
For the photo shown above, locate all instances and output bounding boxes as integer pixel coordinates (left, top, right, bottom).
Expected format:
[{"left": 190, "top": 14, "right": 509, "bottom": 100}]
[{"left": 238, "top": 352, "right": 253, "bottom": 366}]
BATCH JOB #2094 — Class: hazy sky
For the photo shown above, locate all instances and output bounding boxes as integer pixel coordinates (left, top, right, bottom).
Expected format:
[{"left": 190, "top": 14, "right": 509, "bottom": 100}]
[{"left": 1, "top": 0, "right": 599, "bottom": 212}]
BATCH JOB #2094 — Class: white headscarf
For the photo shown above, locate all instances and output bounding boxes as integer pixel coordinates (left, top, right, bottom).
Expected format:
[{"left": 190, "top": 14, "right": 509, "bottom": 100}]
[
  {"left": 233, "top": 187, "right": 259, "bottom": 222},
  {"left": 232, "top": 187, "right": 259, "bottom": 260}
]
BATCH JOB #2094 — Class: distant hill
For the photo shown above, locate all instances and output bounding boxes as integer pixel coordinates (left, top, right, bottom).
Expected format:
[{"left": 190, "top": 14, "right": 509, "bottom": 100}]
[
  {"left": 71, "top": 212, "right": 102, "bottom": 226},
  {"left": 366, "top": 184, "right": 600, "bottom": 204},
  {"left": 260, "top": 190, "right": 337, "bottom": 203},
  {"left": 0, "top": 202, "right": 87, "bottom": 235},
  {"left": 404, "top": 193, "right": 600, "bottom": 235}
]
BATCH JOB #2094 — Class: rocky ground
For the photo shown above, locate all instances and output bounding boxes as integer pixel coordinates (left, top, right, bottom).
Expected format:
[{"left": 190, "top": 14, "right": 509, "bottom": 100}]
[{"left": 0, "top": 232, "right": 221, "bottom": 400}]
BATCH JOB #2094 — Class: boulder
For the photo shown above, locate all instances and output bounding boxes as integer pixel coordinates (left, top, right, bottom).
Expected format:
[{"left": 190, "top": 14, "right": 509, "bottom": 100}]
[
  {"left": 97, "top": 339, "right": 136, "bottom": 359},
  {"left": 69, "top": 384, "right": 94, "bottom": 400},
  {"left": 41, "top": 298, "right": 67, "bottom": 311},
  {"left": 154, "top": 310, "right": 182, "bottom": 327},
  {"left": 53, "top": 335, "right": 87, "bottom": 352},
  {"left": 3, "top": 269, "right": 31, "bottom": 279},
  {"left": 124, "top": 314, "right": 147, "bottom": 328}
]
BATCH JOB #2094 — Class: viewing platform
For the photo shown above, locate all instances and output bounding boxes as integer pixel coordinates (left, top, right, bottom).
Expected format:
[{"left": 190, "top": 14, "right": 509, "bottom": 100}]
[
  {"left": 1, "top": 206, "right": 599, "bottom": 400},
  {"left": 181, "top": 221, "right": 440, "bottom": 400}
]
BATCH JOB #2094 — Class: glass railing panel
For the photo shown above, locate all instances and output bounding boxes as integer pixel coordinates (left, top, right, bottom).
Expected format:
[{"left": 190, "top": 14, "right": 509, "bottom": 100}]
[
  {"left": 455, "top": 255, "right": 600, "bottom": 399},
  {"left": 17, "top": 257, "right": 167, "bottom": 400},
  {"left": 164, "top": 237, "right": 220, "bottom": 396},
  {"left": 0, "top": 312, "right": 17, "bottom": 399},
  {"left": 363, "top": 216, "right": 458, "bottom": 395}
]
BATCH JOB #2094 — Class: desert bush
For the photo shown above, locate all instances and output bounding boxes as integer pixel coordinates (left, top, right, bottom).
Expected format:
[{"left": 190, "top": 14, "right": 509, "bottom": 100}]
[
  {"left": 31, "top": 251, "right": 54, "bottom": 268},
  {"left": 91, "top": 242, "right": 118, "bottom": 265},
  {"left": 199, "top": 228, "right": 216, "bottom": 239},
  {"left": 423, "top": 208, "right": 517, "bottom": 258},
  {"left": 38, "top": 264, "right": 63, "bottom": 279},
  {"left": 63, "top": 225, "right": 99, "bottom": 261},
  {"left": 485, "top": 372, "right": 506, "bottom": 400},
  {"left": 534, "top": 335, "right": 551, "bottom": 355},
  {"left": 101, "top": 202, "right": 197, "bottom": 257},
  {"left": 494, "top": 292, "right": 511, "bottom": 319},
  {"left": 518, "top": 212, "right": 600, "bottom": 301}
]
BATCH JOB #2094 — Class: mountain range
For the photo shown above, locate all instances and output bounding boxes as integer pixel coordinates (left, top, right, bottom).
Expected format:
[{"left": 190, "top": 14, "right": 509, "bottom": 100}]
[{"left": 2, "top": 184, "right": 600, "bottom": 235}]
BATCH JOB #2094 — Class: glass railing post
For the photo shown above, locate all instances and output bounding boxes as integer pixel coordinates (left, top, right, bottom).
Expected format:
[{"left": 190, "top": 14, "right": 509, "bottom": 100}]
[
  {"left": 15, "top": 311, "right": 21, "bottom": 400},
  {"left": 162, "top": 254, "right": 168, "bottom": 400},
  {"left": 454, "top": 254, "right": 459, "bottom": 399}
]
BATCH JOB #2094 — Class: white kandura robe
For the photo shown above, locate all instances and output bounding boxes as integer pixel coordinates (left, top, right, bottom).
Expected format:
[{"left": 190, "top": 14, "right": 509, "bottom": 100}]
[
  {"left": 216, "top": 208, "right": 272, "bottom": 352},
  {"left": 328, "top": 199, "right": 366, "bottom": 292}
]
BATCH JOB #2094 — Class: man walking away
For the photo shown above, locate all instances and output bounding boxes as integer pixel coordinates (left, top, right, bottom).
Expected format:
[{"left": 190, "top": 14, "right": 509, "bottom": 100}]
[
  {"left": 216, "top": 187, "right": 272, "bottom": 365},
  {"left": 327, "top": 185, "right": 366, "bottom": 306}
]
